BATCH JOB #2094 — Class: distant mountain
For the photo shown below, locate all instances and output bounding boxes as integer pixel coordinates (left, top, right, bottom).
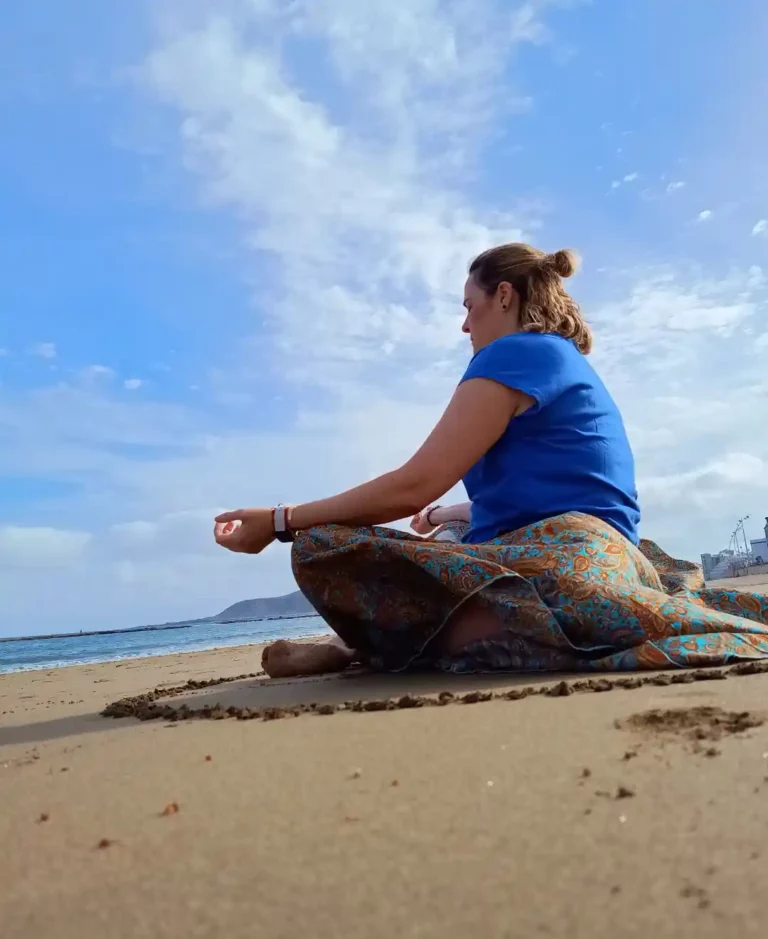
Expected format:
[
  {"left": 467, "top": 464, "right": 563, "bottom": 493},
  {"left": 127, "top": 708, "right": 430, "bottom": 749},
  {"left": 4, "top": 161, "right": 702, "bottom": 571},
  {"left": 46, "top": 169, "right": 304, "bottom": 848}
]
[
  {"left": 1, "top": 591, "right": 317, "bottom": 643},
  {"left": 212, "top": 590, "right": 314, "bottom": 623}
]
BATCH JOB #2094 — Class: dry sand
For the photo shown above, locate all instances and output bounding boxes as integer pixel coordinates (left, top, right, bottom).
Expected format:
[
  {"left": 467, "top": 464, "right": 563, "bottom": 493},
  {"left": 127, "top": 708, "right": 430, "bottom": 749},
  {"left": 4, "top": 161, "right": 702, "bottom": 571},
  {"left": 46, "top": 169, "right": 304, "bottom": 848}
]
[
  {"left": 3, "top": 641, "right": 768, "bottom": 939},
  {"left": 710, "top": 573, "right": 768, "bottom": 591}
]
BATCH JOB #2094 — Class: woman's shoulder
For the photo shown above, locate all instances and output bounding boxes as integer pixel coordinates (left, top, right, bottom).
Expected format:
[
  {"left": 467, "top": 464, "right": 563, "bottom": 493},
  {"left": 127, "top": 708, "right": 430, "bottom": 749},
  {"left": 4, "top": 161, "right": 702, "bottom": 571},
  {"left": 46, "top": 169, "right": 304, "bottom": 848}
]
[
  {"left": 464, "top": 331, "right": 601, "bottom": 408},
  {"left": 493, "top": 331, "right": 576, "bottom": 350},
  {"left": 466, "top": 331, "right": 588, "bottom": 391},
  {"left": 483, "top": 331, "right": 582, "bottom": 365}
]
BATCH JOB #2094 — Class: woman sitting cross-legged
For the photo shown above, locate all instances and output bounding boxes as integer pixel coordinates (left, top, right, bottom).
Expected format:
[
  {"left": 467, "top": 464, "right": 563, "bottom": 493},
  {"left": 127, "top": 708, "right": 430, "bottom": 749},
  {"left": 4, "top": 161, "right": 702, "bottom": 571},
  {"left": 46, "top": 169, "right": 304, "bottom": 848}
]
[{"left": 214, "top": 242, "right": 768, "bottom": 679}]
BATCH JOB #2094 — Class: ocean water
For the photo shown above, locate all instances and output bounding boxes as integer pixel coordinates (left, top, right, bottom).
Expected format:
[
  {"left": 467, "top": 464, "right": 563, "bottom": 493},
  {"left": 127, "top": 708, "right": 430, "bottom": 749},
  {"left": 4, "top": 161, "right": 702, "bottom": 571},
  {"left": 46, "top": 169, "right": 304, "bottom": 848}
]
[{"left": 0, "top": 616, "right": 330, "bottom": 674}]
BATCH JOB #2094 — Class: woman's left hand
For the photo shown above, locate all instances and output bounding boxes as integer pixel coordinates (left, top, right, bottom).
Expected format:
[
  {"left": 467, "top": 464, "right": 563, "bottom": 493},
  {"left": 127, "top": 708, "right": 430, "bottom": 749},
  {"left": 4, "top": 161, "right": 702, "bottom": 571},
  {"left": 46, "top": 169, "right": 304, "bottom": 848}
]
[
  {"left": 410, "top": 508, "right": 436, "bottom": 536},
  {"left": 214, "top": 508, "right": 275, "bottom": 554}
]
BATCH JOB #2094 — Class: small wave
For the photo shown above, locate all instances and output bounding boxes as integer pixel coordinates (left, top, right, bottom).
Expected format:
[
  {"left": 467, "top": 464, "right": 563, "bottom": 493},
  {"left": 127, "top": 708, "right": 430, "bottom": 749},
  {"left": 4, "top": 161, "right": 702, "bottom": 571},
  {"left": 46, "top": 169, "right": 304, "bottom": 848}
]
[{"left": 0, "top": 616, "right": 330, "bottom": 674}]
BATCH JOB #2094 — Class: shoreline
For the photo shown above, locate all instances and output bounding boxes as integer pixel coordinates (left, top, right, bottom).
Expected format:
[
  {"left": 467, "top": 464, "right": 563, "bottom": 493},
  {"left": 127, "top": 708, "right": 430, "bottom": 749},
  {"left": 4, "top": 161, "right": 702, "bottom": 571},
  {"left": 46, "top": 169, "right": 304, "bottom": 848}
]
[
  {"left": 0, "top": 633, "right": 329, "bottom": 677},
  {"left": 0, "top": 612, "right": 319, "bottom": 644},
  {"left": 0, "top": 616, "right": 330, "bottom": 676}
]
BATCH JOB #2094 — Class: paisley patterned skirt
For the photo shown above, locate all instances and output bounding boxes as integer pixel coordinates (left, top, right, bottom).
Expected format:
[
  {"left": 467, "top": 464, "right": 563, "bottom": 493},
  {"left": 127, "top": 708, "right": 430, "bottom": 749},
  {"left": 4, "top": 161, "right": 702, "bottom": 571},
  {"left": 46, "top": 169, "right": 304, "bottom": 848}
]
[{"left": 290, "top": 513, "right": 768, "bottom": 673}]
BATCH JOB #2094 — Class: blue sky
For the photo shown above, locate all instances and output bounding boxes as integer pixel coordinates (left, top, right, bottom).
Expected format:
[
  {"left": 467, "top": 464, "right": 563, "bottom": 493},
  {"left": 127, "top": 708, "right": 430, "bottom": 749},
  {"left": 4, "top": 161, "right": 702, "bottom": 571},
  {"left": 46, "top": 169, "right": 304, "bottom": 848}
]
[{"left": 1, "top": 0, "right": 767, "bottom": 635}]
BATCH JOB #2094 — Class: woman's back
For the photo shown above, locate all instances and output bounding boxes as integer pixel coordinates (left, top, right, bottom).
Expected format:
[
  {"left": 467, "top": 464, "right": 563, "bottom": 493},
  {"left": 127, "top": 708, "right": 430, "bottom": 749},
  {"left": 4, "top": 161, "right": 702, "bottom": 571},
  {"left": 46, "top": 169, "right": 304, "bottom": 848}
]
[{"left": 461, "top": 332, "right": 640, "bottom": 543}]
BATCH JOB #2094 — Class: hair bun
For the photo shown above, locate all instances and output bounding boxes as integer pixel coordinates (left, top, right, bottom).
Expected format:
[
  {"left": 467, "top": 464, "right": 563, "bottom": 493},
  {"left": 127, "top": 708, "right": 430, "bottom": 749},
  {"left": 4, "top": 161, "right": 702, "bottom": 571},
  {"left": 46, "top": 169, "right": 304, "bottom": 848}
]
[{"left": 543, "top": 248, "right": 580, "bottom": 279}]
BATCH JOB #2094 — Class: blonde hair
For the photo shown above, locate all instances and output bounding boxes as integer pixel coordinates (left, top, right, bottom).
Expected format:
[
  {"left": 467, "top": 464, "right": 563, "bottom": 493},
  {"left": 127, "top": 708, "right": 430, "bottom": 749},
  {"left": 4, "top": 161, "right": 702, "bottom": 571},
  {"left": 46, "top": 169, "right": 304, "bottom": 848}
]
[{"left": 468, "top": 243, "right": 592, "bottom": 354}]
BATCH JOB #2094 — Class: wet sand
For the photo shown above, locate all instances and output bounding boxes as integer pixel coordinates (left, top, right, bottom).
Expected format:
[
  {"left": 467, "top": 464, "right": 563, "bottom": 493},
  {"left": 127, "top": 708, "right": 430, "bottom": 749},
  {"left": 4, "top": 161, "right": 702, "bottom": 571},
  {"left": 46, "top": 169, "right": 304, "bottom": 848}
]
[{"left": 3, "top": 642, "right": 768, "bottom": 938}]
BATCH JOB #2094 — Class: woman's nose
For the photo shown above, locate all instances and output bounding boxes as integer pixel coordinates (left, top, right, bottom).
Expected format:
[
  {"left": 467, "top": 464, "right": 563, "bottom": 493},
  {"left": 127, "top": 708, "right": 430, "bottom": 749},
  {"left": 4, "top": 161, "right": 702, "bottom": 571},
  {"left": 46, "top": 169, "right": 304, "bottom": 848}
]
[{"left": 461, "top": 316, "right": 470, "bottom": 334}]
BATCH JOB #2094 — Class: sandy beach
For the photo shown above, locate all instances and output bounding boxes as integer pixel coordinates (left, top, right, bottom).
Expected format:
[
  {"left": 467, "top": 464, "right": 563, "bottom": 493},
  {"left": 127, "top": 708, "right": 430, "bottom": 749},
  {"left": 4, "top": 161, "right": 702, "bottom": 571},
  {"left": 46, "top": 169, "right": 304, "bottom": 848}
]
[{"left": 3, "top": 630, "right": 768, "bottom": 939}]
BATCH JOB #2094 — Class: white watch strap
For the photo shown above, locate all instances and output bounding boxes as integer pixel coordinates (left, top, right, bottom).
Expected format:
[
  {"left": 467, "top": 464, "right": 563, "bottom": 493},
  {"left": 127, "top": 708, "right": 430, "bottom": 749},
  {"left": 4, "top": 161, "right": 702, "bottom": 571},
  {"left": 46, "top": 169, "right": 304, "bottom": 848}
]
[{"left": 273, "top": 504, "right": 289, "bottom": 534}]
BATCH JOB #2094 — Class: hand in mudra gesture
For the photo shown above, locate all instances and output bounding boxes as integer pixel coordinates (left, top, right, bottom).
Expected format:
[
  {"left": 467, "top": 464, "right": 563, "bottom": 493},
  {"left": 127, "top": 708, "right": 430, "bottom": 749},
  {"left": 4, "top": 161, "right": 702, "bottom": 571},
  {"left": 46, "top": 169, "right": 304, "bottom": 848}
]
[
  {"left": 410, "top": 508, "right": 436, "bottom": 536},
  {"left": 213, "top": 508, "right": 275, "bottom": 554}
]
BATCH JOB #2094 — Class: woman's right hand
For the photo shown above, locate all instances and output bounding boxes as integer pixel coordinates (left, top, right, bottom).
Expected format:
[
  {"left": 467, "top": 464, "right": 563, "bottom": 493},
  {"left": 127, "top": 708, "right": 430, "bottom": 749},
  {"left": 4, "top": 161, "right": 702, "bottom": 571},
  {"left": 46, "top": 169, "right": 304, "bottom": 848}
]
[
  {"left": 410, "top": 508, "right": 436, "bottom": 535},
  {"left": 214, "top": 508, "right": 276, "bottom": 554}
]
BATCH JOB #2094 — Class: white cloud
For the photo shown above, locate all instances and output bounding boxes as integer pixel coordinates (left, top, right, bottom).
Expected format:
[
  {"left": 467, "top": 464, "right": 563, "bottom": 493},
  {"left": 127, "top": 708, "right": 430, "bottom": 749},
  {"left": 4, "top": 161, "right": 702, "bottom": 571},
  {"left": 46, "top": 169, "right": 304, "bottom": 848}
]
[
  {"left": 590, "top": 267, "right": 763, "bottom": 352},
  {"left": 79, "top": 364, "right": 115, "bottom": 381},
  {"left": 109, "top": 510, "right": 222, "bottom": 558},
  {"left": 585, "top": 263, "right": 768, "bottom": 552},
  {"left": 752, "top": 219, "right": 768, "bottom": 236},
  {"left": 110, "top": 519, "right": 159, "bottom": 546},
  {"left": 611, "top": 173, "right": 638, "bottom": 190},
  {"left": 30, "top": 342, "right": 56, "bottom": 359},
  {"left": 638, "top": 454, "right": 768, "bottom": 531},
  {"left": 124, "top": 378, "right": 143, "bottom": 390},
  {"left": 141, "top": 4, "right": 545, "bottom": 391},
  {"left": 0, "top": 518, "right": 292, "bottom": 631},
  {"left": 666, "top": 181, "right": 686, "bottom": 193},
  {"left": 0, "top": 526, "right": 91, "bottom": 569},
  {"left": 697, "top": 210, "right": 713, "bottom": 222}
]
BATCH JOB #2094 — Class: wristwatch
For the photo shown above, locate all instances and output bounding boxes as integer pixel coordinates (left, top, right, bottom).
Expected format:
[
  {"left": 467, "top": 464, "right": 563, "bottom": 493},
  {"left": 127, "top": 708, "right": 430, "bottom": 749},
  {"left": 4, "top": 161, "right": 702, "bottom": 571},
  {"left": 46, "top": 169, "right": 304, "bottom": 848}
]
[{"left": 272, "top": 504, "right": 295, "bottom": 543}]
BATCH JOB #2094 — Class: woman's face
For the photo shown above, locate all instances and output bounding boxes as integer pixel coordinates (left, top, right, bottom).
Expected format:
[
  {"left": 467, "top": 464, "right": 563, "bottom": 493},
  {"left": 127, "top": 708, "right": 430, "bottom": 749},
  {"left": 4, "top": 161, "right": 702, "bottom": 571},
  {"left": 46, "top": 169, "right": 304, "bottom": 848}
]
[{"left": 461, "top": 274, "right": 516, "bottom": 353}]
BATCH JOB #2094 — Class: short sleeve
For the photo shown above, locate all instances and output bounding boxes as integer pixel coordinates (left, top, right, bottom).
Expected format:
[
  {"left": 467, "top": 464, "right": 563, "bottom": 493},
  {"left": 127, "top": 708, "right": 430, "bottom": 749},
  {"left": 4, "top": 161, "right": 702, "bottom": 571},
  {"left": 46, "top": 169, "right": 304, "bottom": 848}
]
[{"left": 460, "top": 334, "right": 572, "bottom": 410}]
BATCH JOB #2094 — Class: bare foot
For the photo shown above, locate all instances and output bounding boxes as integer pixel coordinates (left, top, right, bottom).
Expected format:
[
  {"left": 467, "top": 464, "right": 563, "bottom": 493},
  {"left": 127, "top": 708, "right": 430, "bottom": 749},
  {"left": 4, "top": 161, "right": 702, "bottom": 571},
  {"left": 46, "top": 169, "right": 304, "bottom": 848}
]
[{"left": 261, "top": 639, "right": 355, "bottom": 678}]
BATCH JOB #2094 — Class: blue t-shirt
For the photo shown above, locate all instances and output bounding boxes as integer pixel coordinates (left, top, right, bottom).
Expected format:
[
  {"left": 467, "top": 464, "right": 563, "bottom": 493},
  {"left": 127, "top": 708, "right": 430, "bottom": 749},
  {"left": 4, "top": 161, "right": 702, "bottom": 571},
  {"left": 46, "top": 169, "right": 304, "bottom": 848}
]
[{"left": 460, "top": 332, "right": 640, "bottom": 544}]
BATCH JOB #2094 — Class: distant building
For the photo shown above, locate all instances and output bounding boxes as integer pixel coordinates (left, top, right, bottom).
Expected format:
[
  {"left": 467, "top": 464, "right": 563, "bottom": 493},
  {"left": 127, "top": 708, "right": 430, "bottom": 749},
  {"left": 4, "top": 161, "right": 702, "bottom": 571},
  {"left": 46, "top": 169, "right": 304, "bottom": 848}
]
[
  {"left": 701, "top": 517, "right": 768, "bottom": 580},
  {"left": 749, "top": 516, "right": 768, "bottom": 564},
  {"left": 700, "top": 549, "right": 735, "bottom": 581}
]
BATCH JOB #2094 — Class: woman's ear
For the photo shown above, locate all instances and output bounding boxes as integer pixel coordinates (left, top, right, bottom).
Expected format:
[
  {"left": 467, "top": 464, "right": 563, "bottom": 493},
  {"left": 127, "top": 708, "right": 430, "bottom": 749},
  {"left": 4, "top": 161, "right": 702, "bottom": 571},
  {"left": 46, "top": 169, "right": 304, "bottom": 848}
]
[{"left": 497, "top": 281, "right": 514, "bottom": 312}]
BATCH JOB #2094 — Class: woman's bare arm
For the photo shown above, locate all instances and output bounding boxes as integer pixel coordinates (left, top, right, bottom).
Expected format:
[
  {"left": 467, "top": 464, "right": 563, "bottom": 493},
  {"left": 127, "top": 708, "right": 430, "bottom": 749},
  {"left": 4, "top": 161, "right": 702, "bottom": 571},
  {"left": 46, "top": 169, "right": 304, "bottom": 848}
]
[
  {"left": 289, "top": 380, "right": 533, "bottom": 530},
  {"left": 429, "top": 502, "right": 472, "bottom": 525}
]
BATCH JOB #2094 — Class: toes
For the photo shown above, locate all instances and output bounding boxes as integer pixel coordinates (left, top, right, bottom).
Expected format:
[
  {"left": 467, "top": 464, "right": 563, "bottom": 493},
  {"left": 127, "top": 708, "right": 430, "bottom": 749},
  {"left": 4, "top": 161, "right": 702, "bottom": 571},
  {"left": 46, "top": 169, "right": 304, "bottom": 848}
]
[
  {"left": 261, "top": 640, "right": 355, "bottom": 679},
  {"left": 262, "top": 641, "right": 295, "bottom": 678},
  {"left": 262, "top": 640, "right": 288, "bottom": 673}
]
